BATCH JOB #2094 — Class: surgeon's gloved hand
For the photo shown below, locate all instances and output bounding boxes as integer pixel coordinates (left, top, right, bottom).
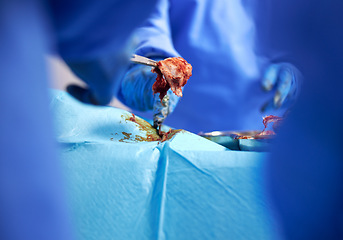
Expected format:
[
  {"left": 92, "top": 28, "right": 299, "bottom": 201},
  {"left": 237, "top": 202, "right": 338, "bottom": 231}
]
[
  {"left": 65, "top": 50, "right": 131, "bottom": 106},
  {"left": 64, "top": 36, "right": 139, "bottom": 106},
  {"left": 118, "top": 62, "right": 180, "bottom": 127},
  {"left": 261, "top": 62, "right": 302, "bottom": 112}
]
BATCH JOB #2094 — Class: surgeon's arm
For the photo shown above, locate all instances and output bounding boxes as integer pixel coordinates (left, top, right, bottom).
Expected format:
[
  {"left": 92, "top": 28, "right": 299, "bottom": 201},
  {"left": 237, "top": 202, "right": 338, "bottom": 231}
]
[
  {"left": 48, "top": 0, "right": 157, "bottom": 105},
  {"left": 119, "top": 0, "right": 181, "bottom": 127},
  {"left": 133, "top": 0, "right": 179, "bottom": 58}
]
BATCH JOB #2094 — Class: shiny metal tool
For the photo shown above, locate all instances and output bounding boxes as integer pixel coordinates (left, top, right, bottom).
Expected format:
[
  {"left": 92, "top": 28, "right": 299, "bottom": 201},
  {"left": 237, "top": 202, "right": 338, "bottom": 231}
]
[
  {"left": 130, "top": 54, "right": 158, "bottom": 67},
  {"left": 130, "top": 54, "right": 164, "bottom": 134}
]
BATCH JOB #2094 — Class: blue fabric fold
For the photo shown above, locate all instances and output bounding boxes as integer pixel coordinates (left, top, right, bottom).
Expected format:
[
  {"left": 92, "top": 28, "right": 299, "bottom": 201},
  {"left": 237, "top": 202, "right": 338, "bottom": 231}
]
[{"left": 50, "top": 90, "right": 279, "bottom": 240}]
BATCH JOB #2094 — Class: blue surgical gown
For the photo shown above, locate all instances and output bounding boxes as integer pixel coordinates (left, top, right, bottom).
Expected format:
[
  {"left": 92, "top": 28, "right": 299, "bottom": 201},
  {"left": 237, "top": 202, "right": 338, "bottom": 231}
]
[
  {"left": 131, "top": 0, "right": 286, "bottom": 133},
  {"left": 254, "top": 0, "right": 343, "bottom": 239}
]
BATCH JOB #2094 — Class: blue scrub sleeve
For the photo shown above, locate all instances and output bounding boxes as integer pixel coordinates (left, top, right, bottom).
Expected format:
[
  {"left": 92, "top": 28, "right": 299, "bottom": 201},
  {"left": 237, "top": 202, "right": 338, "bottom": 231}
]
[
  {"left": 133, "top": 0, "right": 180, "bottom": 58},
  {"left": 48, "top": 0, "right": 158, "bottom": 105}
]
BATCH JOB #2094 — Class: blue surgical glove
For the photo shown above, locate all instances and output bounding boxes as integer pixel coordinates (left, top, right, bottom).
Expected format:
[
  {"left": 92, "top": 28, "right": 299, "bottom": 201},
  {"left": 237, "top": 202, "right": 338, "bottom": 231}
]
[
  {"left": 65, "top": 38, "right": 136, "bottom": 106},
  {"left": 261, "top": 62, "right": 302, "bottom": 112},
  {"left": 66, "top": 51, "right": 130, "bottom": 106},
  {"left": 118, "top": 62, "right": 180, "bottom": 128}
]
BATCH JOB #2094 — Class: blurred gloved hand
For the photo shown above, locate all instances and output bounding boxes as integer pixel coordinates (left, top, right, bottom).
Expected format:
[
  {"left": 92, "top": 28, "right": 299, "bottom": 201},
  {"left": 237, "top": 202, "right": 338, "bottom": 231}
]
[
  {"left": 118, "top": 61, "right": 180, "bottom": 127},
  {"left": 66, "top": 51, "right": 130, "bottom": 106},
  {"left": 261, "top": 62, "right": 302, "bottom": 112},
  {"left": 65, "top": 39, "right": 136, "bottom": 106}
]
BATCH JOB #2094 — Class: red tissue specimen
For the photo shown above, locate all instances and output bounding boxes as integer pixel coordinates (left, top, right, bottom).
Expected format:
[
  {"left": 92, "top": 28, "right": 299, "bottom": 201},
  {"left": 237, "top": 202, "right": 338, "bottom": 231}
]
[
  {"left": 152, "top": 57, "right": 192, "bottom": 100},
  {"left": 254, "top": 115, "right": 283, "bottom": 138},
  {"left": 235, "top": 115, "right": 283, "bottom": 139}
]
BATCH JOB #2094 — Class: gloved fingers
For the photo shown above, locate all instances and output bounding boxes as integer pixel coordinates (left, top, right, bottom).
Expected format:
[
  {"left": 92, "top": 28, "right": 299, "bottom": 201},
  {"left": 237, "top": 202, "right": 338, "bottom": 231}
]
[
  {"left": 119, "top": 56, "right": 166, "bottom": 111},
  {"left": 66, "top": 85, "right": 100, "bottom": 105},
  {"left": 261, "top": 63, "right": 302, "bottom": 111},
  {"left": 260, "top": 70, "right": 294, "bottom": 112},
  {"left": 261, "top": 64, "right": 281, "bottom": 91},
  {"left": 119, "top": 64, "right": 156, "bottom": 111},
  {"left": 274, "top": 64, "right": 301, "bottom": 108},
  {"left": 274, "top": 68, "right": 293, "bottom": 108}
]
